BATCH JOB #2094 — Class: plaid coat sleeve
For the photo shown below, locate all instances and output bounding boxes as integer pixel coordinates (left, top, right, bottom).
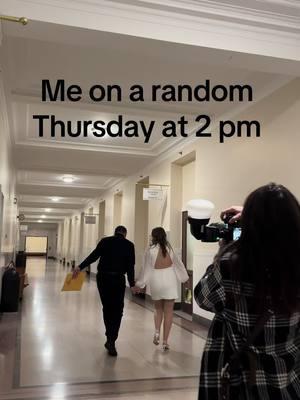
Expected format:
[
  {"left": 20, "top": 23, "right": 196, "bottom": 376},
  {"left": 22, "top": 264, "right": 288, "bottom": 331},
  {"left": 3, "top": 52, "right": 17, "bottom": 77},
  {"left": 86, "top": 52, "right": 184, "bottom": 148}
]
[
  {"left": 194, "top": 263, "right": 225, "bottom": 313},
  {"left": 195, "top": 258, "right": 300, "bottom": 400}
]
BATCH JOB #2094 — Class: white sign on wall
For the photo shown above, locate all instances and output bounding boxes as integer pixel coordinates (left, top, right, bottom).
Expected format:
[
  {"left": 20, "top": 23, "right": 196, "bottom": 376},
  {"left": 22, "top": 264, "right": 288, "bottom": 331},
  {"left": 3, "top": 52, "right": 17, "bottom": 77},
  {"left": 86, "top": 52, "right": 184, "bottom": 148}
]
[
  {"left": 84, "top": 215, "right": 96, "bottom": 224},
  {"left": 143, "top": 188, "right": 163, "bottom": 201}
]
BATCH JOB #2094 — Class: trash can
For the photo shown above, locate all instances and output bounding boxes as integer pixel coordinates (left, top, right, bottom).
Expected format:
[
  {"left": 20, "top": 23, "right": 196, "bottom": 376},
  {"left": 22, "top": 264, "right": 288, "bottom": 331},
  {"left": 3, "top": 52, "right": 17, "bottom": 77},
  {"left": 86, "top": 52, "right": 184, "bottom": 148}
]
[
  {"left": 16, "top": 251, "right": 27, "bottom": 300},
  {"left": 0, "top": 263, "right": 20, "bottom": 312},
  {"left": 16, "top": 251, "right": 27, "bottom": 269}
]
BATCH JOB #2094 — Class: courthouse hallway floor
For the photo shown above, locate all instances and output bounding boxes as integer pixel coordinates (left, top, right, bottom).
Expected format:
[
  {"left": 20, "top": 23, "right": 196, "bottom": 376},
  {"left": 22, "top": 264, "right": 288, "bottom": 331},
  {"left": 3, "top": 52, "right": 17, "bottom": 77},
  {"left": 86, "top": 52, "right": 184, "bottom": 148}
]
[{"left": 0, "top": 258, "right": 208, "bottom": 400}]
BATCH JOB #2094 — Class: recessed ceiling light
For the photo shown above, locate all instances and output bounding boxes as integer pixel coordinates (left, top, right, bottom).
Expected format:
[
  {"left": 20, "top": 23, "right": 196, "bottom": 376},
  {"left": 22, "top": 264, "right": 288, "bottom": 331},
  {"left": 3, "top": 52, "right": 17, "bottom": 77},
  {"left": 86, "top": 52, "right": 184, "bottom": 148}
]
[
  {"left": 62, "top": 175, "right": 75, "bottom": 184},
  {"left": 41, "top": 215, "right": 46, "bottom": 218},
  {"left": 45, "top": 208, "right": 51, "bottom": 212},
  {"left": 52, "top": 197, "right": 59, "bottom": 202},
  {"left": 38, "top": 220, "right": 42, "bottom": 223}
]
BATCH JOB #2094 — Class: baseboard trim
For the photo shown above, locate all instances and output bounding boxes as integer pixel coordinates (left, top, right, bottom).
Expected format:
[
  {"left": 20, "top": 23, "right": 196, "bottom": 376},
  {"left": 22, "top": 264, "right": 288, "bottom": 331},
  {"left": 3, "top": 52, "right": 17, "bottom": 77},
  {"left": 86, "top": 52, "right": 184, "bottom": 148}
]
[
  {"left": 25, "top": 253, "right": 47, "bottom": 257},
  {"left": 192, "top": 313, "right": 211, "bottom": 328}
]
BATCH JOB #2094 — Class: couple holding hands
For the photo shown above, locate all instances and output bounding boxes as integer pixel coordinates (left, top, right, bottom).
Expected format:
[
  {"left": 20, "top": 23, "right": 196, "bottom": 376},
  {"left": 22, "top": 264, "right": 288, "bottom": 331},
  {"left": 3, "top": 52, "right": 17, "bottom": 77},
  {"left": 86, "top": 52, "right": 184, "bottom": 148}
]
[{"left": 73, "top": 225, "right": 190, "bottom": 356}]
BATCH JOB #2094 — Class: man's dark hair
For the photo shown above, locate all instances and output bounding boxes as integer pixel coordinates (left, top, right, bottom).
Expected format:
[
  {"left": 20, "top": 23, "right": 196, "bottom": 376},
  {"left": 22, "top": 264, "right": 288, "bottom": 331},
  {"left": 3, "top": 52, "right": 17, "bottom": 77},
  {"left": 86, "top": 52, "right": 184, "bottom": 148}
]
[{"left": 114, "top": 225, "right": 127, "bottom": 236}]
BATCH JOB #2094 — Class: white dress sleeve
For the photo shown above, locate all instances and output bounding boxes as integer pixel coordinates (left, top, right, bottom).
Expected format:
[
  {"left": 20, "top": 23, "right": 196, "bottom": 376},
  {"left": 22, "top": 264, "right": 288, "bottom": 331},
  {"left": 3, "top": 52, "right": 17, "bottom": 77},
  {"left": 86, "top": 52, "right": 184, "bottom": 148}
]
[
  {"left": 136, "top": 248, "right": 151, "bottom": 288},
  {"left": 172, "top": 249, "right": 189, "bottom": 283}
]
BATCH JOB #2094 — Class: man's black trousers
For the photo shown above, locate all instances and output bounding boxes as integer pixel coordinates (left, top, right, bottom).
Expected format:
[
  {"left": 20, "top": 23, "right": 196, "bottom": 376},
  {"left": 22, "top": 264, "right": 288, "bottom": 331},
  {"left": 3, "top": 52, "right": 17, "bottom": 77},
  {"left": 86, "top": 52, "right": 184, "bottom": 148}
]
[{"left": 96, "top": 272, "right": 126, "bottom": 342}]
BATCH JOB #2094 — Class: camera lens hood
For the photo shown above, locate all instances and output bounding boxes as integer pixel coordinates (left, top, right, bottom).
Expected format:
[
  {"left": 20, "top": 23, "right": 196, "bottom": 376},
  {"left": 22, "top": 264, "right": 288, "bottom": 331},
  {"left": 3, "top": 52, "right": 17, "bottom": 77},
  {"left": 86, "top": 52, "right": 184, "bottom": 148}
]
[{"left": 187, "top": 217, "right": 210, "bottom": 240}]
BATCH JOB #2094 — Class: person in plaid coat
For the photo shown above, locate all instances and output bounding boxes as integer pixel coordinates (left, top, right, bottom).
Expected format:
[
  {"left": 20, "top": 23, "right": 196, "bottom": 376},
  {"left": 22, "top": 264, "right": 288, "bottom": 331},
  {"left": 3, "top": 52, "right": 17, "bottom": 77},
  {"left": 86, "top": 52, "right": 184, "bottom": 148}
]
[{"left": 194, "top": 183, "right": 300, "bottom": 399}]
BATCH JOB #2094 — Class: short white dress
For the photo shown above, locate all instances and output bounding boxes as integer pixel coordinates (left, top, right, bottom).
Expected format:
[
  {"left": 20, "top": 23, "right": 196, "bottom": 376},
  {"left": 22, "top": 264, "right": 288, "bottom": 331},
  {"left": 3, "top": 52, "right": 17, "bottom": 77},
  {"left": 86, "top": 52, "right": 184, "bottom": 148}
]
[
  {"left": 136, "top": 244, "right": 189, "bottom": 301},
  {"left": 149, "top": 265, "right": 178, "bottom": 300}
]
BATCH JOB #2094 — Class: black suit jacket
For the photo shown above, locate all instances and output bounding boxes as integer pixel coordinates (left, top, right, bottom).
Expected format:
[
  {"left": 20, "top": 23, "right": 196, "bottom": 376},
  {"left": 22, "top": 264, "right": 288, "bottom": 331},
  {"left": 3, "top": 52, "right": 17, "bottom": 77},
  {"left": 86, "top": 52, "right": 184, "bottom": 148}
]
[{"left": 79, "top": 234, "right": 135, "bottom": 286}]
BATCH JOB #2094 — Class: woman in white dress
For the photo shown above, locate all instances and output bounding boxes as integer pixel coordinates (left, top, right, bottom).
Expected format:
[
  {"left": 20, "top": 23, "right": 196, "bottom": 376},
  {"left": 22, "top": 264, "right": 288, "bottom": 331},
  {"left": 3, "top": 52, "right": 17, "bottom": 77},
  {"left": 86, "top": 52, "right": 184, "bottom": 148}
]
[{"left": 136, "top": 227, "right": 189, "bottom": 351}]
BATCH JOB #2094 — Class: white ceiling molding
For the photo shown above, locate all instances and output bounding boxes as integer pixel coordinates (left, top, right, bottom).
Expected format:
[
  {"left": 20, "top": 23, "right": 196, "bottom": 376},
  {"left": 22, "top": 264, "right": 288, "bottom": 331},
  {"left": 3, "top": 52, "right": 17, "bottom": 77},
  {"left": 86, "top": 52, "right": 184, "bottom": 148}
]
[
  {"left": 18, "top": 201, "right": 86, "bottom": 209},
  {"left": 21, "top": 221, "right": 59, "bottom": 226},
  {"left": 19, "top": 207, "right": 74, "bottom": 215},
  {"left": 14, "top": 138, "right": 158, "bottom": 156},
  {"left": 119, "top": 73, "right": 295, "bottom": 179},
  {"left": 16, "top": 183, "right": 104, "bottom": 198},
  {"left": 111, "top": 0, "right": 300, "bottom": 29},
  {"left": 16, "top": 179, "right": 119, "bottom": 191},
  {"left": 10, "top": 92, "right": 189, "bottom": 156},
  {"left": 11, "top": 92, "right": 199, "bottom": 117},
  {"left": 23, "top": 215, "right": 65, "bottom": 220},
  {"left": 1, "top": 0, "right": 299, "bottom": 216},
  {"left": 1, "top": 0, "right": 299, "bottom": 61}
]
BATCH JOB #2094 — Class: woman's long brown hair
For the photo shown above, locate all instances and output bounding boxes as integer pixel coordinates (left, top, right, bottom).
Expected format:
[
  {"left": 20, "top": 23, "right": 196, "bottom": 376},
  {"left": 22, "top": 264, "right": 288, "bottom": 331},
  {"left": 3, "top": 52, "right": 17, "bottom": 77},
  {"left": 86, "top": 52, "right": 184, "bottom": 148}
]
[{"left": 151, "top": 227, "right": 170, "bottom": 257}]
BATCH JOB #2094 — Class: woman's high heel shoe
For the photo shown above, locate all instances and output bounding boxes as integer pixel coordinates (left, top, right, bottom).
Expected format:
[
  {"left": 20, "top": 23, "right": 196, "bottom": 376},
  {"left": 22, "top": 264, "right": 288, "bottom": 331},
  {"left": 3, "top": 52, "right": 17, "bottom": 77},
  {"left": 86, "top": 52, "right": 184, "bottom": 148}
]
[
  {"left": 162, "top": 343, "right": 170, "bottom": 352},
  {"left": 153, "top": 332, "right": 160, "bottom": 345}
]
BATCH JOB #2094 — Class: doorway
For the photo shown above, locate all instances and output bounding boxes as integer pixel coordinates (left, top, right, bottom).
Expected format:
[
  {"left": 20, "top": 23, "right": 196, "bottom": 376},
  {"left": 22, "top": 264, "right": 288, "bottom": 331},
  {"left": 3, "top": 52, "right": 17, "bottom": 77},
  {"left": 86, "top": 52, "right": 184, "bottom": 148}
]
[
  {"left": 181, "top": 211, "right": 196, "bottom": 314},
  {"left": 171, "top": 152, "right": 196, "bottom": 315},
  {"left": 98, "top": 200, "right": 106, "bottom": 239},
  {"left": 134, "top": 177, "right": 149, "bottom": 278},
  {"left": 25, "top": 236, "right": 48, "bottom": 256},
  {"left": 113, "top": 192, "right": 123, "bottom": 227}
]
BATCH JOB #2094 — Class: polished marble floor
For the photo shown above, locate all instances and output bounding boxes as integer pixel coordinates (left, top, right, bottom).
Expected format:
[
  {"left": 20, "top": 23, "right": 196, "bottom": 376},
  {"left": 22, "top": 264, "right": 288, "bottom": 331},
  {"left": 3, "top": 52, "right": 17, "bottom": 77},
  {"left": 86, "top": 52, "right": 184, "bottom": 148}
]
[{"left": 0, "top": 258, "right": 207, "bottom": 399}]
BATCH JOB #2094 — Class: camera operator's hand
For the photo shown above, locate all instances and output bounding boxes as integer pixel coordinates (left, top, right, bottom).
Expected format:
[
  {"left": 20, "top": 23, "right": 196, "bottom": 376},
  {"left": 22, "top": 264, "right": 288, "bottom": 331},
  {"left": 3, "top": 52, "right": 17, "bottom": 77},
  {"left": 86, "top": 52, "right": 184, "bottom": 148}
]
[
  {"left": 220, "top": 206, "right": 243, "bottom": 224},
  {"left": 218, "top": 238, "right": 227, "bottom": 248}
]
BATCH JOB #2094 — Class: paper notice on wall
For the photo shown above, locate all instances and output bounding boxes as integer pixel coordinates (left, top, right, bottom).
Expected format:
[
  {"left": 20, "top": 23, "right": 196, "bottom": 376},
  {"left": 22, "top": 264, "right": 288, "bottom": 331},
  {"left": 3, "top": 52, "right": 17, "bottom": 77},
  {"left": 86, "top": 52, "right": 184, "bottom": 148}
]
[
  {"left": 84, "top": 215, "right": 96, "bottom": 224},
  {"left": 143, "top": 188, "right": 163, "bottom": 200}
]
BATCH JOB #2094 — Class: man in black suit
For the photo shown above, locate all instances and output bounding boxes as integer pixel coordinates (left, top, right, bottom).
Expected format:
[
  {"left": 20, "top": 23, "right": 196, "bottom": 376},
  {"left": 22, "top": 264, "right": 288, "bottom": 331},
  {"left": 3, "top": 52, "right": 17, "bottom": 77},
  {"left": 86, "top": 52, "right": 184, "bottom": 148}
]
[{"left": 73, "top": 226, "right": 136, "bottom": 356}]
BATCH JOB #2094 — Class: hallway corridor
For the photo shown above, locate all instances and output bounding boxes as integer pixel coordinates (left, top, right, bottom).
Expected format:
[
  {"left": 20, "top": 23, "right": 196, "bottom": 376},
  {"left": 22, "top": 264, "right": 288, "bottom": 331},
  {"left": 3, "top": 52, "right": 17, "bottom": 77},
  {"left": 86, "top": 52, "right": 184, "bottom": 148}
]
[{"left": 0, "top": 258, "right": 204, "bottom": 399}]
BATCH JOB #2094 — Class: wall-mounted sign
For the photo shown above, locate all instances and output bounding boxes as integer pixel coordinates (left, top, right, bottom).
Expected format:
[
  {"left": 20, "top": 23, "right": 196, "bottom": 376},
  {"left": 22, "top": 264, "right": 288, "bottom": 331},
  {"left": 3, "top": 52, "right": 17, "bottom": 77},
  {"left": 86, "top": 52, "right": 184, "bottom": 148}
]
[
  {"left": 84, "top": 215, "right": 96, "bottom": 224},
  {"left": 143, "top": 188, "right": 163, "bottom": 201}
]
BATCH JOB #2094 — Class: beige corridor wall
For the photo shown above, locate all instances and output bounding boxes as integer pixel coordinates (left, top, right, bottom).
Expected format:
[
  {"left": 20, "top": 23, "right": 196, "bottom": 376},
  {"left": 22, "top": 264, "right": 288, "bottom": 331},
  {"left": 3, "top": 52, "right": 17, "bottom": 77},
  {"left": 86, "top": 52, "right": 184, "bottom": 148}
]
[
  {"left": 182, "top": 161, "right": 196, "bottom": 207},
  {"left": 61, "top": 78, "right": 300, "bottom": 318},
  {"left": 0, "top": 71, "right": 18, "bottom": 267},
  {"left": 0, "top": 70, "right": 17, "bottom": 307},
  {"left": 192, "top": 78, "right": 300, "bottom": 319}
]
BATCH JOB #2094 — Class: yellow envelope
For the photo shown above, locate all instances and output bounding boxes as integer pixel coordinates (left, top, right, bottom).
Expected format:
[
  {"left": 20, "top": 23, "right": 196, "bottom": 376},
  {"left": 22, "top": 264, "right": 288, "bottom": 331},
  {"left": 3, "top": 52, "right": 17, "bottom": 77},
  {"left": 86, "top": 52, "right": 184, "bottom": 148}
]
[{"left": 61, "top": 272, "right": 86, "bottom": 292}]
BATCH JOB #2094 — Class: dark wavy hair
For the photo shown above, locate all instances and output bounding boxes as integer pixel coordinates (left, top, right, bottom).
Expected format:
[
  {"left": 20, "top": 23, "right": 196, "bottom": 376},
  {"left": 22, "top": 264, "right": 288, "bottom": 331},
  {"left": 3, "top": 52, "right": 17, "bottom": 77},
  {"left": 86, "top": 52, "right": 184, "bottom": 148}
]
[
  {"left": 151, "top": 227, "right": 170, "bottom": 257},
  {"left": 218, "top": 183, "right": 300, "bottom": 314}
]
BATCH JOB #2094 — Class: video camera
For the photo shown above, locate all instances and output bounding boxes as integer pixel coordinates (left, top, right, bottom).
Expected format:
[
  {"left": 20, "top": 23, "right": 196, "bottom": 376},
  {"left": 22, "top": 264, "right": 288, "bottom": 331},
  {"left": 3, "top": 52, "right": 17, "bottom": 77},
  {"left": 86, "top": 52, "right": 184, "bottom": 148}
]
[{"left": 186, "top": 199, "right": 241, "bottom": 243}]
